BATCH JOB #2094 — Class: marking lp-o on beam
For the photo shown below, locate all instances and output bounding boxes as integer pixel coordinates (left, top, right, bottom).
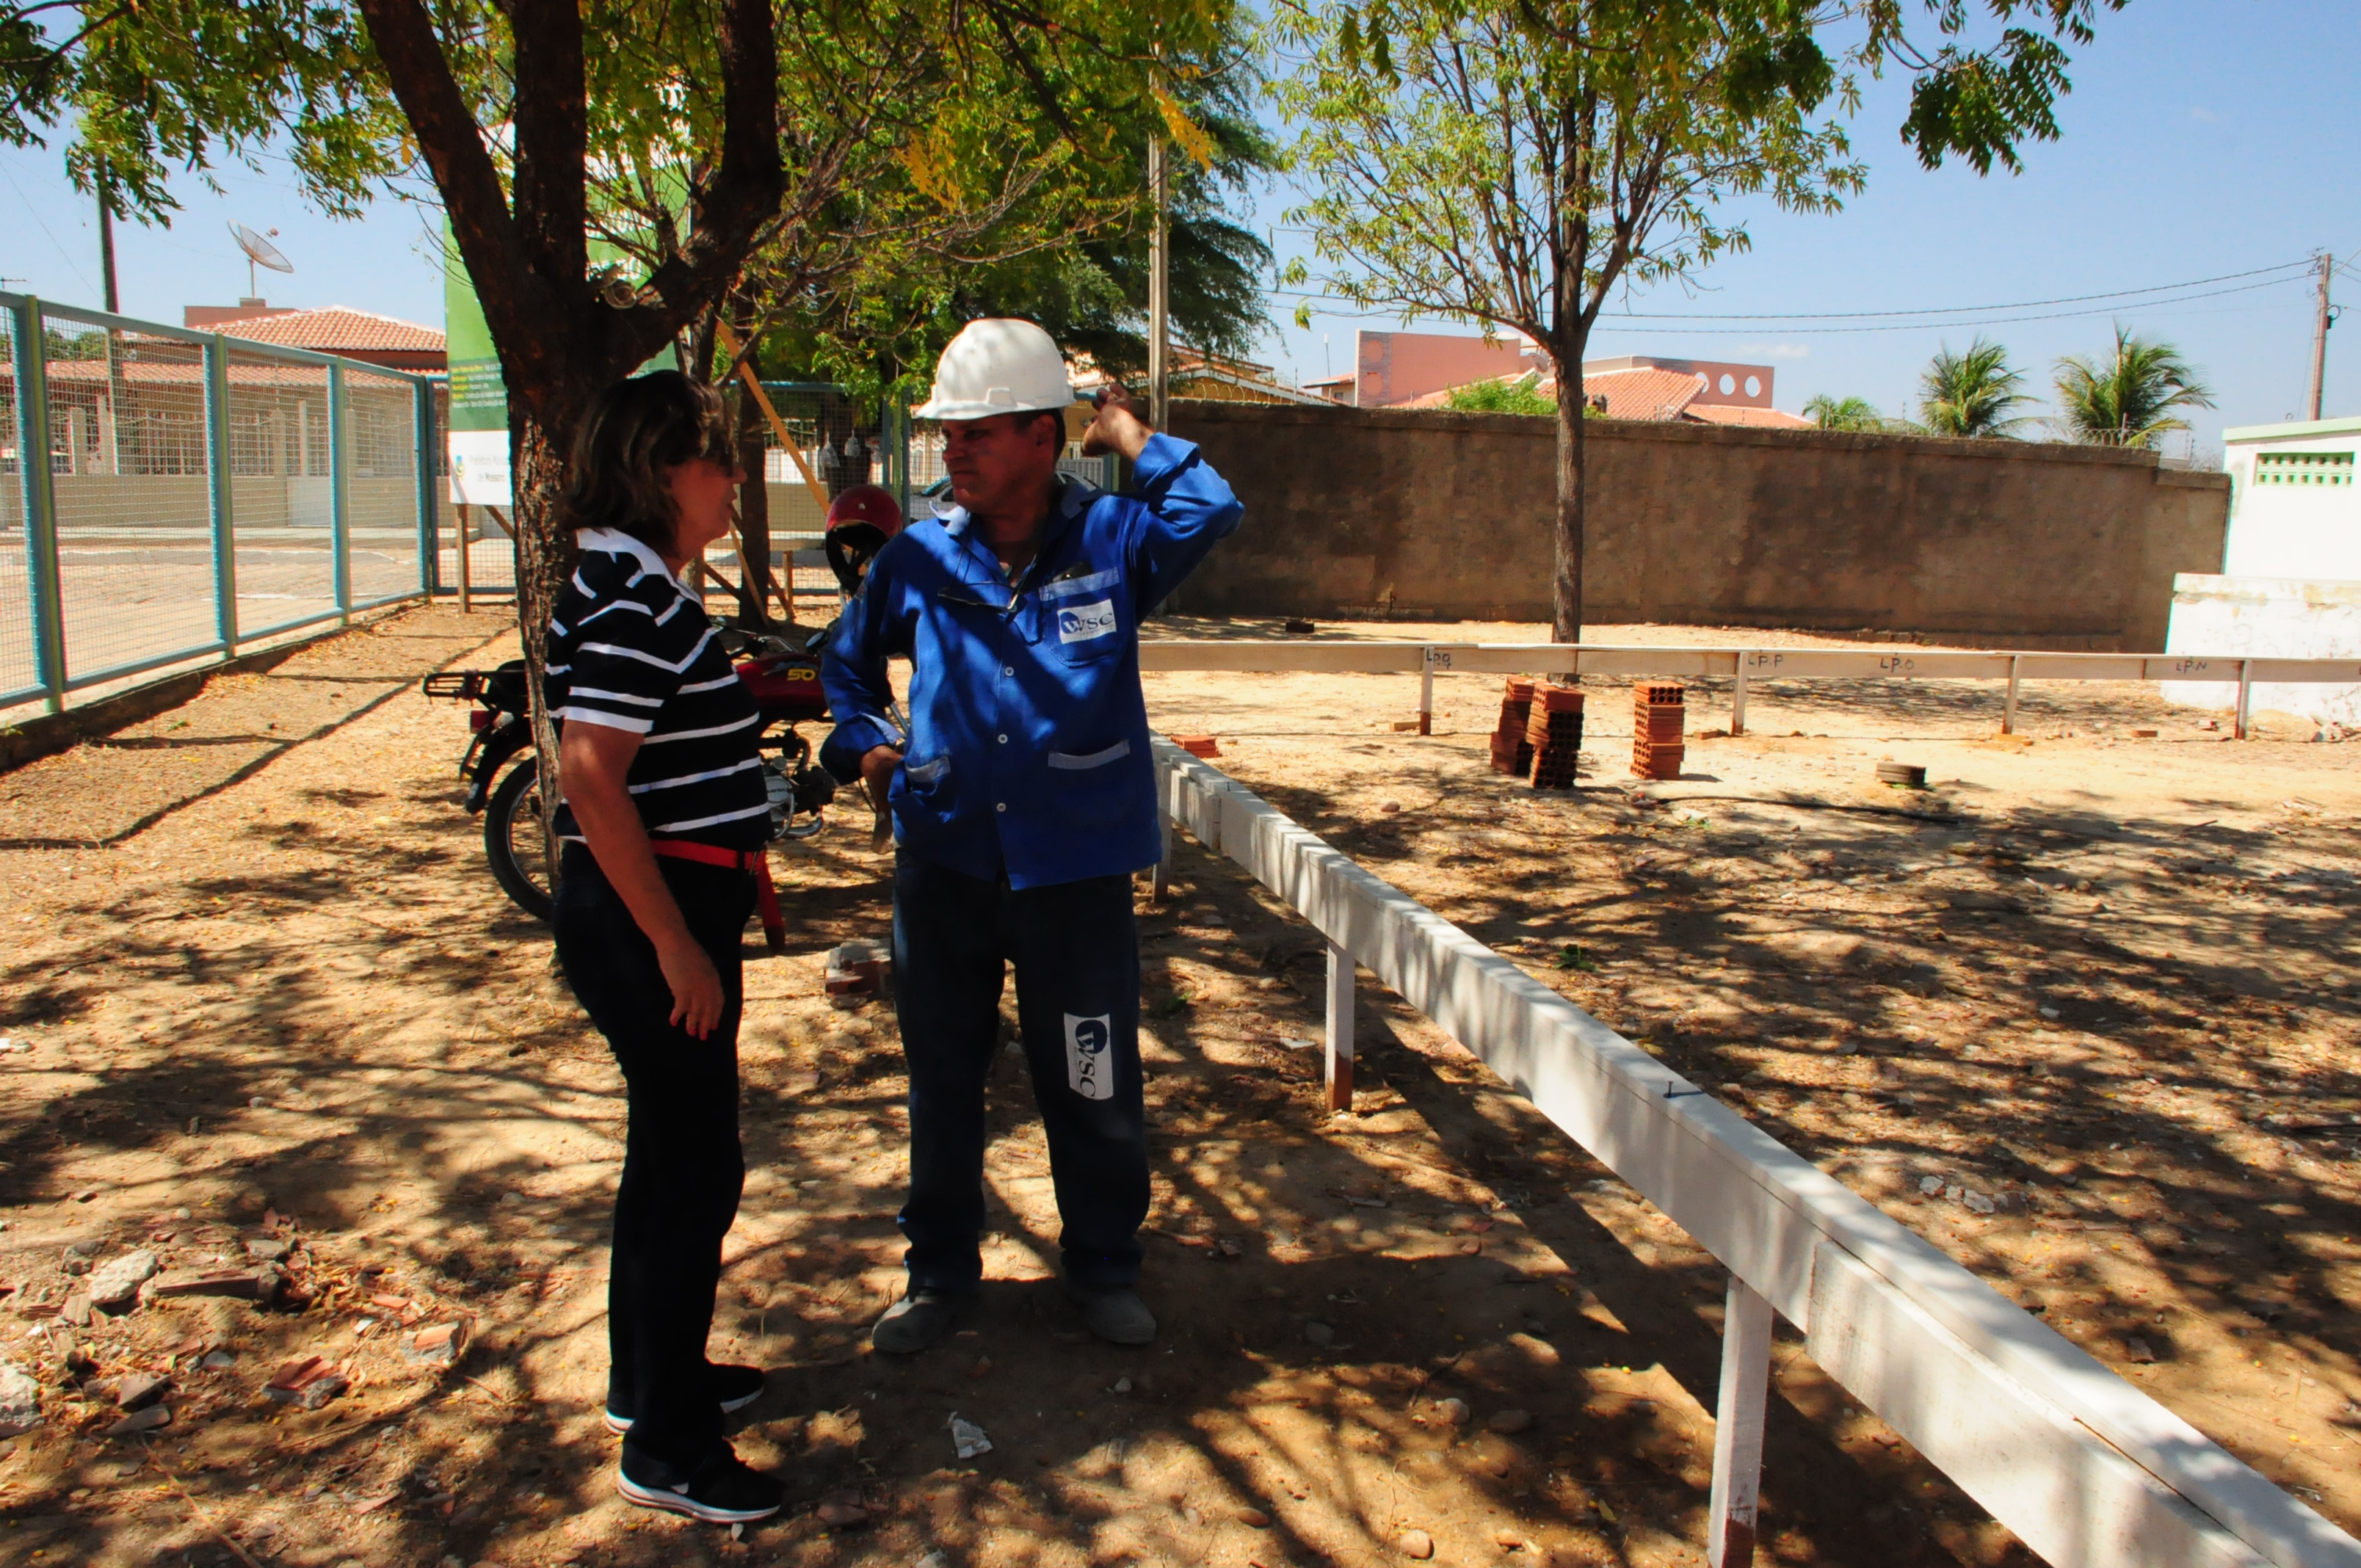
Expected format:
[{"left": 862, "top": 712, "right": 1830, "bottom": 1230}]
[{"left": 1149, "top": 738, "right": 2359, "bottom": 1568}]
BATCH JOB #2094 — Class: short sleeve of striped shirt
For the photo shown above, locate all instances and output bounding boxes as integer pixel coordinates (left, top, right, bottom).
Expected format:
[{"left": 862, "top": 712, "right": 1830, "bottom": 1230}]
[{"left": 551, "top": 581, "right": 695, "bottom": 733}]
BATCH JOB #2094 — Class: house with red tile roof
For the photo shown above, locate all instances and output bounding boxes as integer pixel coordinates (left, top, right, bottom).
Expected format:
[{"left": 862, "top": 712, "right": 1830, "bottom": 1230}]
[{"left": 183, "top": 301, "right": 446, "bottom": 372}]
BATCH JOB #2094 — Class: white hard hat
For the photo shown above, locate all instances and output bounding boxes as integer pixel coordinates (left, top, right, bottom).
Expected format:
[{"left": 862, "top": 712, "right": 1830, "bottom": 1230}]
[{"left": 912, "top": 319, "right": 1074, "bottom": 421}]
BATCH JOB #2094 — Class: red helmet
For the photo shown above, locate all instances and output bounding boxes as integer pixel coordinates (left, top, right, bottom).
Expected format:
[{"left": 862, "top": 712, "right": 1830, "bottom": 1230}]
[{"left": 824, "top": 484, "right": 904, "bottom": 594}]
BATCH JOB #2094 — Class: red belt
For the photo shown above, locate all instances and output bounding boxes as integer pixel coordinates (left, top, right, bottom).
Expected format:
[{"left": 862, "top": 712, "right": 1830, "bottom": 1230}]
[{"left": 650, "top": 840, "right": 786, "bottom": 954}]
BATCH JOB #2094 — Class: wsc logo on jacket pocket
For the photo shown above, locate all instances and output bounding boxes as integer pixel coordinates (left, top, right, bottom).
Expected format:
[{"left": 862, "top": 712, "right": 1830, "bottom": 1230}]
[
  {"left": 1056, "top": 599, "right": 1117, "bottom": 643},
  {"left": 1065, "top": 1012, "right": 1114, "bottom": 1100}
]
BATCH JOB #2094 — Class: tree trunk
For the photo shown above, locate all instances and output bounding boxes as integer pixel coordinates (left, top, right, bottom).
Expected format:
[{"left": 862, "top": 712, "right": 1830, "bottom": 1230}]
[
  {"left": 1551, "top": 354, "right": 1586, "bottom": 645},
  {"left": 733, "top": 380, "right": 775, "bottom": 627},
  {"left": 509, "top": 399, "right": 581, "bottom": 881}
]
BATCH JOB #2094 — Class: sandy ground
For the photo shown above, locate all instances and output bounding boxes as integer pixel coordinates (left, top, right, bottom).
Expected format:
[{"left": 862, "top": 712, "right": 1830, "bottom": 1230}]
[{"left": 0, "top": 606, "right": 2351, "bottom": 1568}]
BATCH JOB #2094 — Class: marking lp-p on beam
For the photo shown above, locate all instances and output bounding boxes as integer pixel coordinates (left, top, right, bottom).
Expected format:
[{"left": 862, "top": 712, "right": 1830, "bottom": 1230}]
[{"left": 1150, "top": 738, "right": 2358, "bottom": 1568}]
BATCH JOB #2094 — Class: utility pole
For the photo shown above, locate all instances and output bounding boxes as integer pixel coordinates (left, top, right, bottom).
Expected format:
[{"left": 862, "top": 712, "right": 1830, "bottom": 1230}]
[
  {"left": 2307, "top": 251, "right": 2333, "bottom": 422},
  {"left": 97, "top": 155, "right": 119, "bottom": 314},
  {"left": 1147, "top": 137, "right": 1170, "bottom": 432}
]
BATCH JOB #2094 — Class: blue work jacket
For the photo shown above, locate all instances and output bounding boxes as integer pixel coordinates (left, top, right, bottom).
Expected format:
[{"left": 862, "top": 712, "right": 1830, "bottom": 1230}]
[{"left": 820, "top": 433, "right": 1243, "bottom": 888}]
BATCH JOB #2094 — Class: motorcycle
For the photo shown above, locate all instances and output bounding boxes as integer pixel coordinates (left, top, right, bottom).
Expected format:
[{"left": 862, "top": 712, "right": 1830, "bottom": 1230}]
[{"left": 421, "top": 621, "right": 841, "bottom": 925}]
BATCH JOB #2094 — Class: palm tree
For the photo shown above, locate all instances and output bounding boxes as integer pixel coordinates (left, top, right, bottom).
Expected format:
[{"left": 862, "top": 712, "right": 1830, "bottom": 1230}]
[
  {"left": 2051, "top": 326, "right": 2216, "bottom": 448},
  {"left": 1803, "top": 394, "right": 1887, "bottom": 432},
  {"left": 1918, "top": 338, "right": 2033, "bottom": 438}
]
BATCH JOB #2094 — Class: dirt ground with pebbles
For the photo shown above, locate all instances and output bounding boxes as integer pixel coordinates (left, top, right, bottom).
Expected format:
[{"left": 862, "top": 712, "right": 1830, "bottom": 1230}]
[{"left": 0, "top": 603, "right": 2352, "bottom": 1568}]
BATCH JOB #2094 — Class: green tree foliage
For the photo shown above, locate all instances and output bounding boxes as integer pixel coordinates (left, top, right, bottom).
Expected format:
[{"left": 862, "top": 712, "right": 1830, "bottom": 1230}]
[
  {"left": 750, "top": 85, "right": 1276, "bottom": 402},
  {"left": 1916, "top": 337, "right": 2032, "bottom": 438},
  {"left": 1448, "top": 374, "right": 1555, "bottom": 416},
  {"left": 1803, "top": 393, "right": 1891, "bottom": 432},
  {"left": 1276, "top": 0, "right": 2129, "bottom": 640},
  {"left": 2051, "top": 324, "right": 2215, "bottom": 448},
  {"left": 1277, "top": 0, "right": 1862, "bottom": 641},
  {"left": 10, "top": 0, "right": 1249, "bottom": 785}
]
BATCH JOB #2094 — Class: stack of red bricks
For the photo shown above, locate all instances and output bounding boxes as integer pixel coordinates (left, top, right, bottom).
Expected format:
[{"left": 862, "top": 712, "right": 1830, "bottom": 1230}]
[
  {"left": 1488, "top": 678, "right": 1537, "bottom": 775},
  {"left": 1525, "top": 683, "right": 1585, "bottom": 788},
  {"left": 1632, "top": 683, "right": 1685, "bottom": 780}
]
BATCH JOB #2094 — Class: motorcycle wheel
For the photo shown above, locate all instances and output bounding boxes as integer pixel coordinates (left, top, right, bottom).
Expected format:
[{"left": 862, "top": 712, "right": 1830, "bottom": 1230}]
[{"left": 485, "top": 757, "right": 557, "bottom": 923}]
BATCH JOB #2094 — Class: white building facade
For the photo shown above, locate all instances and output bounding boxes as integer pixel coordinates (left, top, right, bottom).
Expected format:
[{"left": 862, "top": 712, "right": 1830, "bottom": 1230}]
[{"left": 2164, "top": 415, "right": 2361, "bottom": 727}]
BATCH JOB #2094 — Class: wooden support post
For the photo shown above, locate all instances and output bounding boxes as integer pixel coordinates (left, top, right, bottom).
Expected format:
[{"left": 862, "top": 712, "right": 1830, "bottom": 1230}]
[
  {"left": 2002, "top": 654, "right": 2022, "bottom": 736},
  {"left": 1324, "top": 940, "right": 1354, "bottom": 1114},
  {"left": 1418, "top": 648, "right": 1435, "bottom": 736},
  {"left": 2234, "top": 659, "right": 2252, "bottom": 740},
  {"left": 1152, "top": 758, "right": 1172, "bottom": 902},
  {"left": 456, "top": 502, "right": 472, "bottom": 613},
  {"left": 1708, "top": 1273, "right": 1774, "bottom": 1568},
  {"left": 1730, "top": 658, "right": 1749, "bottom": 737}
]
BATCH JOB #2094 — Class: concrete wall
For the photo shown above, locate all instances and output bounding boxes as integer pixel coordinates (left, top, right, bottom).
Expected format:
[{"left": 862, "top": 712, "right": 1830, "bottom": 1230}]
[{"left": 1167, "top": 399, "right": 2231, "bottom": 650}]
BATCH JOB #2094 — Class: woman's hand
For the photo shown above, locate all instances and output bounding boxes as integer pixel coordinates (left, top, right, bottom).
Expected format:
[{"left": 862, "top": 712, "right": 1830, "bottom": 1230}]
[{"left": 656, "top": 935, "right": 727, "bottom": 1039}]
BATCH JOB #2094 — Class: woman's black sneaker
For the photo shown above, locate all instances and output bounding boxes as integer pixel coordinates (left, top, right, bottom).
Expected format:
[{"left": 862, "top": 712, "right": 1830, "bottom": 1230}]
[
  {"left": 605, "top": 1363, "right": 767, "bottom": 1434},
  {"left": 616, "top": 1442, "right": 784, "bottom": 1523}
]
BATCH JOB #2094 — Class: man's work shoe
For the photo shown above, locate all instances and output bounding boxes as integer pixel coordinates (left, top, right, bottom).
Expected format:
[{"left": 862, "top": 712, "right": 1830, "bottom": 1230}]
[
  {"left": 615, "top": 1441, "right": 784, "bottom": 1524},
  {"left": 1071, "top": 1285, "right": 1156, "bottom": 1346},
  {"left": 872, "top": 1288, "right": 967, "bottom": 1354},
  {"left": 604, "top": 1362, "right": 768, "bottom": 1434}
]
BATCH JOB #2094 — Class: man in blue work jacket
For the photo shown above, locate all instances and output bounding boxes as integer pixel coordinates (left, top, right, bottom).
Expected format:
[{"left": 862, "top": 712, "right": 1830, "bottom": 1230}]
[{"left": 821, "top": 319, "right": 1244, "bottom": 1352}]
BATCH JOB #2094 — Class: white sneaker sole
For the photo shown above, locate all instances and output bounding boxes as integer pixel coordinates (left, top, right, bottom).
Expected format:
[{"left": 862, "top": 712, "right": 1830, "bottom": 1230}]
[
  {"left": 615, "top": 1470, "right": 781, "bottom": 1523},
  {"left": 604, "top": 1385, "right": 765, "bottom": 1434}
]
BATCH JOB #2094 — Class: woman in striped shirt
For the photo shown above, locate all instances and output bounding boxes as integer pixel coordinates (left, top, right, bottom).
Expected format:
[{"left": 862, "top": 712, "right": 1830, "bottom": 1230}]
[{"left": 547, "top": 371, "right": 783, "bottom": 1524}]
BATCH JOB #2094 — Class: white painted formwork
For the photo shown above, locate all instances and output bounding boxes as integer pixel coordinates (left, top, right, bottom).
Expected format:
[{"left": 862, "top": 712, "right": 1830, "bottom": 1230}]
[
  {"left": 2164, "top": 576, "right": 2361, "bottom": 728},
  {"left": 1150, "top": 737, "right": 2361, "bottom": 1568}
]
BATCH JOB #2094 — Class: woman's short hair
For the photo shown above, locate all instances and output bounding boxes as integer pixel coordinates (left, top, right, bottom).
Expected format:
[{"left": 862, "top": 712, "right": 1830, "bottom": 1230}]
[{"left": 561, "top": 371, "right": 737, "bottom": 553}]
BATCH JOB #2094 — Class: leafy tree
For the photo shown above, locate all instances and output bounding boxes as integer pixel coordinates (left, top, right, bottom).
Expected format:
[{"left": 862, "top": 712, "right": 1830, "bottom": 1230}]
[
  {"left": 2051, "top": 324, "right": 2215, "bottom": 448},
  {"left": 1277, "top": 0, "right": 2133, "bottom": 643},
  {"left": 1916, "top": 337, "right": 2031, "bottom": 438},
  {"left": 12, "top": 0, "right": 1246, "bottom": 786},
  {"left": 1803, "top": 393, "right": 1889, "bottom": 432},
  {"left": 1448, "top": 374, "right": 1554, "bottom": 416}
]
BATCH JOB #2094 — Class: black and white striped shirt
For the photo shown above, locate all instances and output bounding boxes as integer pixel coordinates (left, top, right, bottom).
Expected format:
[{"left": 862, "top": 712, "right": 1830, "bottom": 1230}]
[{"left": 546, "top": 527, "right": 769, "bottom": 850}]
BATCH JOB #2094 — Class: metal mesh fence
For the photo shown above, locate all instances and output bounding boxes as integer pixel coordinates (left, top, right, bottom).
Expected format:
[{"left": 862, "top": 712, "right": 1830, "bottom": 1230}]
[
  {"left": 224, "top": 342, "right": 338, "bottom": 640},
  {"left": 0, "top": 308, "right": 40, "bottom": 700},
  {"left": 0, "top": 293, "right": 435, "bottom": 718},
  {"left": 41, "top": 308, "right": 222, "bottom": 683},
  {"left": 345, "top": 367, "right": 424, "bottom": 607}
]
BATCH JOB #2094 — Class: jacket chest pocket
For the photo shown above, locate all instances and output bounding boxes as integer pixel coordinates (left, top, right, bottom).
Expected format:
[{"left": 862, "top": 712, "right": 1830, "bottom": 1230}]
[{"left": 1037, "top": 570, "right": 1127, "bottom": 665}]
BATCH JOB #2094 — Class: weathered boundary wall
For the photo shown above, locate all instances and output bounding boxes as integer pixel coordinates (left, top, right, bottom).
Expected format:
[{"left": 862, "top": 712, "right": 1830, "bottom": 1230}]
[{"left": 1167, "top": 399, "right": 2231, "bottom": 650}]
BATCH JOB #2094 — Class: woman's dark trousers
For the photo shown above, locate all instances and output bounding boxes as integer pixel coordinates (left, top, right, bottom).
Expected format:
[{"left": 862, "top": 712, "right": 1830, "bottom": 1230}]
[{"left": 554, "top": 843, "right": 755, "bottom": 1468}]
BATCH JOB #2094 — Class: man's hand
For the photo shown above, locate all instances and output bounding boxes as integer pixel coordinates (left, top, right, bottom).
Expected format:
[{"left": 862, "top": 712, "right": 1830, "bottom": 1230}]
[
  {"left": 656, "top": 936, "right": 727, "bottom": 1039},
  {"left": 1082, "top": 383, "right": 1153, "bottom": 462},
  {"left": 860, "top": 744, "right": 903, "bottom": 851}
]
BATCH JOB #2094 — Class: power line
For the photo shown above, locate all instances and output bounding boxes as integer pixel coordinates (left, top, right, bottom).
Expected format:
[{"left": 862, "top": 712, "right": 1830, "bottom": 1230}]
[
  {"left": 1589, "top": 259, "right": 2312, "bottom": 322},
  {"left": 1269, "top": 271, "right": 2315, "bottom": 334}
]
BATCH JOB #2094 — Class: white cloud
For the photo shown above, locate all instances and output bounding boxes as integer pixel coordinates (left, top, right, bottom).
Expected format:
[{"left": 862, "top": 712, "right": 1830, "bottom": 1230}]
[
  {"left": 2191, "top": 106, "right": 2220, "bottom": 123},
  {"left": 1736, "top": 343, "right": 1810, "bottom": 359}
]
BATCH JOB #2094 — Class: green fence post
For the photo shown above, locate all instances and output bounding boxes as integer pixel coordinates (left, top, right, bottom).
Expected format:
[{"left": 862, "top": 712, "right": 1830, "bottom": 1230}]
[
  {"left": 204, "top": 333, "right": 240, "bottom": 648},
  {"left": 10, "top": 295, "right": 67, "bottom": 711},
  {"left": 328, "top": 359, "right": 351, "bottom": 621},
  {"left": 414, "top": 377, "right": 438, "bottom": 596}
]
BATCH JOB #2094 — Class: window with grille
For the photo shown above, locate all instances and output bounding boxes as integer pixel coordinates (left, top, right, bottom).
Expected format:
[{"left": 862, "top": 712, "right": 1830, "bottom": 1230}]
[{"left": 2253, "top": 450, "right": 2354, "bottom": 486}]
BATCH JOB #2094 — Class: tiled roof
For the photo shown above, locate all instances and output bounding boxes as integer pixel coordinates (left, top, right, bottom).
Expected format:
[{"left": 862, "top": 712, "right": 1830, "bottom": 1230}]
[
  {"left": 214, "top": 307, "right": 444, "bottom": 354},
  {"left": 1577, "top": 368, "right": 1706, "bottom": 421},
  {"left": 1684, "top": 402, "right": 1816, "bottom": 429}
]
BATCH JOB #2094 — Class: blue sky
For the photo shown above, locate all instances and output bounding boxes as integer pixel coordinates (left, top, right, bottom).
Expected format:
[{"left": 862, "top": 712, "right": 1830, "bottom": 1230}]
[{"left": 2, "top": 0, "right": 2353, "bottom": 447}]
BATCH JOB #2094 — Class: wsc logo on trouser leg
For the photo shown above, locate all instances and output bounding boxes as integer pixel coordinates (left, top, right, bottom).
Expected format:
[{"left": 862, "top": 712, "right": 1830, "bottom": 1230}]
[{"left": 1065, "top": 1014, "right": 1114, "bottom": 1100}]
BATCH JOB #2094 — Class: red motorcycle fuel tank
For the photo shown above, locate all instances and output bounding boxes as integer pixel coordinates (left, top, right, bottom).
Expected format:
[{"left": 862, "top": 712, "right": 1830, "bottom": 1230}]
[{"left": 735, "top": 653, "right": 830, "bottom": 723}]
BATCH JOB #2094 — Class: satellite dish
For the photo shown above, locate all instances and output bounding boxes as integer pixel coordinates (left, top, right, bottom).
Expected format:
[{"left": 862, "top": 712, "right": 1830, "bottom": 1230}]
[{"left": 228, "top": 221, "right": 294, "bottom": 297}]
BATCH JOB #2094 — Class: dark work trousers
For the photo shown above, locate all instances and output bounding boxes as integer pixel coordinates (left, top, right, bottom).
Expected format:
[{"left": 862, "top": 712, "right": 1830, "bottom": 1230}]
[
  {"left": 553, "top": 842, "right": 755, "bottom": 1468},
  {"left": 891, "top": 852, "right": 1147, "bottom": 1293}
]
